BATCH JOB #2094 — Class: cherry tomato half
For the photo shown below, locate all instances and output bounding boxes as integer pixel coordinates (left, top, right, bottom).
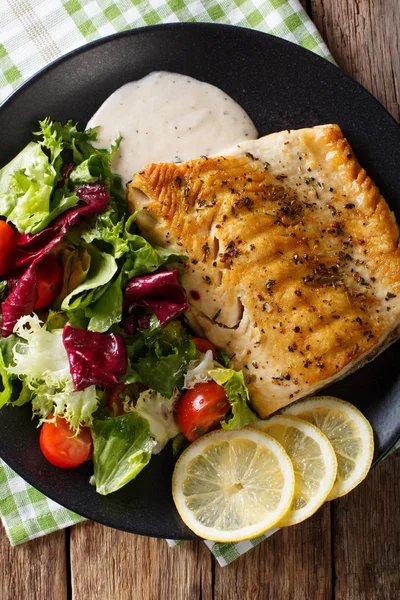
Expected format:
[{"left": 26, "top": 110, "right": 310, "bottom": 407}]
[
  {"left": 40, "top": 415, "right": 92, "bottom": 468},
  {"left": 177, "top": 382, "right": 230, "bottom": 441},
  {"left": 107, "top": 383, "right": 129, "bottom": 416},
  {"left": 191, "top": 336, "right": 217, "bottom": 360},
  {"left": 0, "top": 221, "right": 16, "bottom": 275},
  {"left": 107, "top": 383, "right": 144, "bottom": 416},
  {"left": 34, "top": 255, "right": 63, "bottom": 309}
]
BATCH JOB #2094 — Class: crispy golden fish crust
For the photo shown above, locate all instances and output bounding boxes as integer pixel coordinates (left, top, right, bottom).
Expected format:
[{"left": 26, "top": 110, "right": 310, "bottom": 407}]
[{"left": 128, "top": 125, "right": 400, "bottom": 417}]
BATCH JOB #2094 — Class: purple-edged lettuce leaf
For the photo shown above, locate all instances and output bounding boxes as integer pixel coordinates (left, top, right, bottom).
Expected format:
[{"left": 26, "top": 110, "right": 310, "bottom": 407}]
[
  {"left": 59, "top": 243, "right": 117, "bottom": 313},
  {"left": 62, "top": 323, "right": 127, "bottom": 391},
  {"left": 53, "top": 245, "right": 91, "bottom": 309},
  {"left": 123, "top": 269, "right": 188, "bottom": 334},
  {"left": 1, "top": 184, "right": 110, "bottom": 336},
  {"left": 11, "top": 183, "right": 109, "bottom": 269}
]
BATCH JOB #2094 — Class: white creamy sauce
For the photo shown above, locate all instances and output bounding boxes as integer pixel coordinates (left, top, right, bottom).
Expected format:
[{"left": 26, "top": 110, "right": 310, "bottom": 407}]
[{"left": 87, "top": 71, "right": 257, "bottom": 184}]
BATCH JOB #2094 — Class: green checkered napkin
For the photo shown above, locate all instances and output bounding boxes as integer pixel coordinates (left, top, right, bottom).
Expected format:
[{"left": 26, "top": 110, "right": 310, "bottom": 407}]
[
  {"left": 0, "top": 0, "right": 333, "bottom": 103},
  {"left": 0, "top": 0, "right": 335, "bottom": 566},
  {"left": 0, "top": 459, "right": 83, "bottom": 544}
]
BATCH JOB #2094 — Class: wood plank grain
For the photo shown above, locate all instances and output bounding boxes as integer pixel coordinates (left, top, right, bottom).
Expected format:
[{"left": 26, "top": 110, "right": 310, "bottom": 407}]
[
  {"left": 0, "top": 526, "right": 67, "bottom": 600},
  {"left": 309, "top": 3, "right": 400, "bottom": 598},
  {"left": 70, "top": 521, "right": 212, "bottom": 600},
  {"left": 333, "top": 452, "right": 400, "bottom": 600},
  {"left": 214, "top": 504, "right": 332, "bottom": 600},
  {"left": 311, "top": 0, "right": 400, "bottom": 120}
]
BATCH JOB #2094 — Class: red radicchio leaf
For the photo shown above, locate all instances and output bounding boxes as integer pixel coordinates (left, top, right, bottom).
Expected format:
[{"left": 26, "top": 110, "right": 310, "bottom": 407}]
[
  {"left": 6, "top": 270, "right": 24, "bottom": 293},
  {"left": 61, "top": 162, "right": 75, "bottom": 182},
  {"left": 62, "top": 323, "right": 128, "bottom": 391},
  {"left": 11, "top": 183, "right": 109, "bottom": 269},
  {"left": 1, "top": 264, "right": 39, "bottom": 336},
  {"left": 122, "top": 269, "right": 188, "bottom": 334},
  {"left": 1, "top": 184, "right": 109, "bottom": 337}
]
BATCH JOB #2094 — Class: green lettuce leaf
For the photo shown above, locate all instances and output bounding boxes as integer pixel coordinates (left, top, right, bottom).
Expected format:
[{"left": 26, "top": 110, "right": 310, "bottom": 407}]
[
  {"left": 45, "top": 310, "right": 69, "bottom": 332},
  {"left": 92, "top": 411, "right": 154, "bottom": 495},
  {"left": 37, "top": 118, "right": 121, "bottom": 197},
  {"left": 133, "top": 338, "right": 196, "bottom": 398},
  {"left": 0, "top": 281, "right": 8, "bottom": 301},
  {"left": 82, "top": 209, "right": 129, "bottom": 259},
  {"left": 172, "top": 433, "right": 190, "bottom": 457},
  {"left": 109, "top": 173, "right": 128, "bottom": 220},
  {"left": 217, "top": 348, "right": 231, "bottom": 368},
  {"left": 36, "top": 119, "right": 84, "bottom": 166},
  {"left": 0, "top": 335, "right": 31, "bottom": 407},
  {"left": 29, "top": 191, "right": 80, "bottom": 234},
  {"left": 0, "top": 350, "right": 12, "bottom": 408},
  {"left": 125, "top": 321, "right": 196, "bottom": 398},
  {"left": 69, "top": 154, "right": 104, "bottom": 184},
  {"left": 54, "top": 245, "right": 91, "bottom": 308},
  {"left": 86, "top": 273, "right": 123, "bottom": 333},
  {"left": 61, "top": 243, "right": 117, "bottom": 312},
  {"left": 37, "top": 118, "right": 97, "bottom": 169},
  {"left": 122, "top": 214, "right": 186, "bottom": 282},
  {"left": 209, "top": 368, "right": 257, "bottom": 430},
  {"left": 0, "top": 142, "right": 56, "bottom": 232},
  {"left": 0, "top": 334, "right": 22, "bottom": 367}
]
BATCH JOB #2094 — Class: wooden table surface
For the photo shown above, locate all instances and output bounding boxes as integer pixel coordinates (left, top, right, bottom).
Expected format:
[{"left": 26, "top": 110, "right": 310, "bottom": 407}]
[{"left": 1, "top": 1, "right": 399, "bottom": 599}]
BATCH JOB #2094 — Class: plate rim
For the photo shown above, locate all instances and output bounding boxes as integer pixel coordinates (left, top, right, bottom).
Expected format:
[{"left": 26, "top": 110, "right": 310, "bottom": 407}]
[
  {"left": 0, "top": 21, "right": 399, "bottom": 539},
  {"left": 2, "top": 21, "right": 399, "bottom": 133}
]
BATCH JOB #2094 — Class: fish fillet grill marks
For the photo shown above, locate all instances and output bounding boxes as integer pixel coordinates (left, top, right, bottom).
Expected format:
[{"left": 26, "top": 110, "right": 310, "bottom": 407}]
[{"left": 128, "top": 125, "right": 400, "bottom": 417}]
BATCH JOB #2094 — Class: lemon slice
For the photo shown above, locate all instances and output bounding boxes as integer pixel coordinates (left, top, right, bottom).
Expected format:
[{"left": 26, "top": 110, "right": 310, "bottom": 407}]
[
  {"left": 172, "top": 428, "right": 295, "bottom": 542},
  {"left": 252, "top": 415, "right": 337, "bottom": 526},
  {"left": 282, "top": 396, "right": 374, "bottom": 500}
]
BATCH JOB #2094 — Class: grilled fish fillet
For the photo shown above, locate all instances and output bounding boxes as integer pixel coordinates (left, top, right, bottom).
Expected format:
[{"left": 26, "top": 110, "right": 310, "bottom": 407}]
[{"left": 127, "top": 124, "right": 400, "bottom": 417}]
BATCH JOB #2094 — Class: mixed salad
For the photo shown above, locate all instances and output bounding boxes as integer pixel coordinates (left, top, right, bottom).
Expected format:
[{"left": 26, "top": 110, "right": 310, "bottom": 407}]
[{"left": 0, "top": 120, "right": 257, "bottom": 495}]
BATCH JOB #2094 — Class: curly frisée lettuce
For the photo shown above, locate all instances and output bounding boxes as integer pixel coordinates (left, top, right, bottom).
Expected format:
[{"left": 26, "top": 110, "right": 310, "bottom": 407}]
[
  {"left": 5, "top": 314, "right": 99, "bottom": 432},
  {"left": 128, "top": 388, "right": 180, "bottom": 454},
  {"left": 183, "top": 349, "right": 215, "bottom": 389}
]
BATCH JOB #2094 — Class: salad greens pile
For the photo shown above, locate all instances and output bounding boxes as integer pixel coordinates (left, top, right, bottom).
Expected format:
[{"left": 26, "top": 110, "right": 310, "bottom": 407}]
[{"left": 0, "top": 119, "right": 257, "bottom": 496}]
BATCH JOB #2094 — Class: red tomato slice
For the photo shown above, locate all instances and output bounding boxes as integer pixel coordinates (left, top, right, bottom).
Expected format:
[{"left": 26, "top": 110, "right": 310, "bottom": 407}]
[
  {"left": 40, "top": 415, "right": 92, "bottom": 468},
  {"left": 177, "top": 382, "right": 230, "bottom": 441},
  {"left": 34, "top": 255, "right": 63, "bottom": 309},
  {"left": 191, "top": 336, "right": 217, "bottom": 360},
  {"left": 0, "top": 221, "right": 16, "bottom": 275},
  {"left": 107, "top": 383, "right": 144, "bottom": 416},
  {"left": 107, "top": 383, "right": 129, "bottom": 416}
]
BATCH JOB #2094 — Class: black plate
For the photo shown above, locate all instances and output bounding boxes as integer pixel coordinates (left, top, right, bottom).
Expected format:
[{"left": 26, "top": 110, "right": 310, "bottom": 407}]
[{"left": 0, "top": 23, "right": 399, "bottom": 540}]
